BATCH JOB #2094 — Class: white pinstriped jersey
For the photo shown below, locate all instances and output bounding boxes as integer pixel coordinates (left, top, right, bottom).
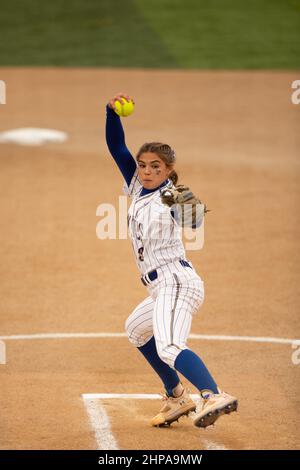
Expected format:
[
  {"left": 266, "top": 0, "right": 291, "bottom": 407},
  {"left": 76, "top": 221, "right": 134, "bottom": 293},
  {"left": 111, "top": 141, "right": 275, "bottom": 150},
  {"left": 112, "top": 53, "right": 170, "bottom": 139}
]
[{"left": 123, "top": 169, "right": 186, "bottom": 276}]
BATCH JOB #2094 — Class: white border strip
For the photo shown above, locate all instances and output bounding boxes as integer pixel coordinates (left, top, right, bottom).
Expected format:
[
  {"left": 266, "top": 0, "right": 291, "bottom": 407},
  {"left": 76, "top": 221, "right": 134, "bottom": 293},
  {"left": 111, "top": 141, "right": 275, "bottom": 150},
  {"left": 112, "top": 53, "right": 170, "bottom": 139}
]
[
  {"left": 83, "top": 393, "right": 176, "bottom": 400},
  {"left": 82, "top": 393, "right": 228, "bottom": 451},
  {"left": 203, "top": 439, "right": 227, "bottom": 451},
  {"left": 0, "top": 332, "right": 299, "bottom": 345},
  {"left": 0, "top": 333, "right": 126, "bottom": 340},
  {"left": 83, "top": 397, "right": 119, "bottom": 450}
]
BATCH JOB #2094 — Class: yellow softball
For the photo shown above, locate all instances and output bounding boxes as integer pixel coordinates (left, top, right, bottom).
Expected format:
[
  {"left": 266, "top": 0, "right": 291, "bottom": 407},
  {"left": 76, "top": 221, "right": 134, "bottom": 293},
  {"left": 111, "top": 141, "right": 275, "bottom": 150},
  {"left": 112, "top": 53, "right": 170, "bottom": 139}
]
[{"left": 114, "top": 97, "right": 135, "bottom": 117}]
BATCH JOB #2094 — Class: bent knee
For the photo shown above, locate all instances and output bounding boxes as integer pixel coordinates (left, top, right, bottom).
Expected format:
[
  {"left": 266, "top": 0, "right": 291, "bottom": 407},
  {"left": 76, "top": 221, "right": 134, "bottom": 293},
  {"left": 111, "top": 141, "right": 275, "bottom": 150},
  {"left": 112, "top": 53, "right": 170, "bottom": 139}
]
[
  {"left": 157, "top": 343, "right": 185, "bottom": 369},
  {"left": 124, "top": 314, "right": 137, "bottom": 344},
  {"left": 125, "top": 314, "right": 152, "bottom": 348},
  {"left": 124, "top": 315, "right": 132, "bottom": 338}
]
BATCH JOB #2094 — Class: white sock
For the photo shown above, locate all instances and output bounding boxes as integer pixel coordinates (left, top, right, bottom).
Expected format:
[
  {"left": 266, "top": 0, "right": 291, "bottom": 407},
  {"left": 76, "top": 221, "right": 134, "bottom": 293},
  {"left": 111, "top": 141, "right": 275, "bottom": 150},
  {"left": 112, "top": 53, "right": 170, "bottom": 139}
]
[
  {"left": 172, "top": 382, "right": 184, "bottom": 398},
  {"left": 201, "top": 389, "right": 215, "bottom": 399}
]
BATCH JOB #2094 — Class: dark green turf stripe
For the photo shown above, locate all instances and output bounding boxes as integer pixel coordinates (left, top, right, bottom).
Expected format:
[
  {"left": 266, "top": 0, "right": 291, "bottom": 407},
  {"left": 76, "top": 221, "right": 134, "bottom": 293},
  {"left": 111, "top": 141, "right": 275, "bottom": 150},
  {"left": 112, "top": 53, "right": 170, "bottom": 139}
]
[
  {"left": 135, "top": 0, "right": 300, "bottom": 69},
  {"left": 0, "top": 0, "right": 299, "bottom": 68},
  {"left": 0, "top": 0, "right": 178, "bottom": 67}
]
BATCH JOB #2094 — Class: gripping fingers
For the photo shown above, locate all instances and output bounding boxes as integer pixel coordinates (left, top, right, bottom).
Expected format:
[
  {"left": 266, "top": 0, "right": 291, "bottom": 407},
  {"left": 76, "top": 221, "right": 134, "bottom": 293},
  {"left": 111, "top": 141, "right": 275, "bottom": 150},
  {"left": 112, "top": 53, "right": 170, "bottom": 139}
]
[{"left": 108, "top": 93, "right": 134, "bottom": 110}]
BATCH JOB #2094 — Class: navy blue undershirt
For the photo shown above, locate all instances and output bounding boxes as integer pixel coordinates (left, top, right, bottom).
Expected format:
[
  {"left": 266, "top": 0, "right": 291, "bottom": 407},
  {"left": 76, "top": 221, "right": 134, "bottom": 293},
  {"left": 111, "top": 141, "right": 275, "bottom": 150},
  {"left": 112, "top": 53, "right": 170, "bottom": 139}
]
[
  {"left": 140, "top": 179, "right": 169, "bottom": 197},
  {"left": 106, "top": 105, "right": 169, "bottom": 196}
]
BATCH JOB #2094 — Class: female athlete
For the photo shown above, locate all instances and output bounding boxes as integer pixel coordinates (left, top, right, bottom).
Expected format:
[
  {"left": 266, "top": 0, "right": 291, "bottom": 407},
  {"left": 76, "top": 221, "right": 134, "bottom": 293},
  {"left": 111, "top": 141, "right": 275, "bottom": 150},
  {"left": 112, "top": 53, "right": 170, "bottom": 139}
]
[{"left": 105, "top": 92, "right": 238, "bottom": 428}]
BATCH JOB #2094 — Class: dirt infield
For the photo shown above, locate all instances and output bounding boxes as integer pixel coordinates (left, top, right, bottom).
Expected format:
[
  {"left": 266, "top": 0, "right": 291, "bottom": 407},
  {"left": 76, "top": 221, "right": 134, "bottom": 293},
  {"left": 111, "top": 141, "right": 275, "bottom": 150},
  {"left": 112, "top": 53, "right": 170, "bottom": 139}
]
[{"left": 0, "top": 68, "right": 299, "bottom": 450}]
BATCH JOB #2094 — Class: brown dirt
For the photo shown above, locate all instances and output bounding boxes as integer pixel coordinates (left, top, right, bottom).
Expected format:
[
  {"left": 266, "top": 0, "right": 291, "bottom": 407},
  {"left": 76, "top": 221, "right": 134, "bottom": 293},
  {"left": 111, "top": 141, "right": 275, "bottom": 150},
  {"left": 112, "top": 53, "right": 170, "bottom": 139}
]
[{"left": 0, "top": 68, "right": 299, "bottom": 450}]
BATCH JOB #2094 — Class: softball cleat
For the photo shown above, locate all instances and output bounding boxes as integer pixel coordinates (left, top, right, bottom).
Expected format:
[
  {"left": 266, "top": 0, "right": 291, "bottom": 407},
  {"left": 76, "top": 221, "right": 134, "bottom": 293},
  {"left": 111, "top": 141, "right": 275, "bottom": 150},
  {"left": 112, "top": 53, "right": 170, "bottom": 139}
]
[
  {"left": 193, "top": 391, "right": 238, "bottom": 428},
  {"left": 151, "top": 389, "right": 196, "bottom": 427}
]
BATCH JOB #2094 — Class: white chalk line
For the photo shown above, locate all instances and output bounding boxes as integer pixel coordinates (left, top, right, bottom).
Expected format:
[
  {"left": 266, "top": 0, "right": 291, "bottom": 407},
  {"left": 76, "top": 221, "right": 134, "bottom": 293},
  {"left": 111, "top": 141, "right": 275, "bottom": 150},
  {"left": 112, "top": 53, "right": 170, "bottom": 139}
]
[
  {"left": 2, "top": 331, "right": 296, "bottom": 450},
  {"left": 83, "top": 393, "right": 184, "bottom": 400},
  {"left": 83, "top": 397, "right": 119, "bottom": 450},
  {"left": 82, "top": 393, "right": 228, "bottom": 451},
  {"left": 1, "top": 332, "right": 299, "bottom": 345},
  {"left": 202, "top": 439, "right": 227, "bottom": 451},
  {"left": 0, "top": 332, "right": 125, "bottom": 340}
]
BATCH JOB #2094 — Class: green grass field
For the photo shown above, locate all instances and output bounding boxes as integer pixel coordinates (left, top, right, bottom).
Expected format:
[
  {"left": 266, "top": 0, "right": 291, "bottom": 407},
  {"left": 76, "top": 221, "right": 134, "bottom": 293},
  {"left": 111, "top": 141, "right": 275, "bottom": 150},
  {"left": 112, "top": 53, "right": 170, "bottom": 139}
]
[{"left": 0, "top": 0, "right": 299, "bottom": 68}]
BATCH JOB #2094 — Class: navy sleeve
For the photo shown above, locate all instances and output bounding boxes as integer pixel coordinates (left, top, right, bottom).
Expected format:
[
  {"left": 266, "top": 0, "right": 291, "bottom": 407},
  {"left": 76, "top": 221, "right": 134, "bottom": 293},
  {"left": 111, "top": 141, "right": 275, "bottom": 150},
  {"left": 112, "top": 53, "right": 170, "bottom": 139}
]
[{"left": 105, "top": 105, "right": 137, "bottom": 186}]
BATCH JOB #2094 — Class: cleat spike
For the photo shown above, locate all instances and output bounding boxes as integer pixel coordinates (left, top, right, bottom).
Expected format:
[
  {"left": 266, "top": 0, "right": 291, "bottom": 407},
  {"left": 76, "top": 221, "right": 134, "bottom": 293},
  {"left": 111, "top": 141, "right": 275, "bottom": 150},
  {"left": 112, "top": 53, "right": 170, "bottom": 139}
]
[
  {"left": 193, "top": 391, "right": 238, "bottom": 429},
  {"left": 150, "top": 388, "right": 197, "bottom": 427}
]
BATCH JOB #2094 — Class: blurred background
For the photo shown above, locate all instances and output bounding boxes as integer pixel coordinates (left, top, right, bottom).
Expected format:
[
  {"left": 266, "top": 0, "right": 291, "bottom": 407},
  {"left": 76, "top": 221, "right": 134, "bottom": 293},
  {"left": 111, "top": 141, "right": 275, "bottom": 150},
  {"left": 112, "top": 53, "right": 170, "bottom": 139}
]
[
  {"left": 0, "top": 0, "right": 299, "bottom": 68},
  {"left": 0, "top": 0, "right": 299, "bottom": 451}
]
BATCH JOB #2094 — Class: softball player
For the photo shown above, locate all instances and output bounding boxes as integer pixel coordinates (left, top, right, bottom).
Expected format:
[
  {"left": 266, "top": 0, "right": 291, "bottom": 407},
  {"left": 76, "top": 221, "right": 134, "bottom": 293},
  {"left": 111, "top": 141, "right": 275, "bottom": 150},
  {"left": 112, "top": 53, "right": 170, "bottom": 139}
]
[{"left": 105, "top": 93, "right": 238, "bottom": 428}]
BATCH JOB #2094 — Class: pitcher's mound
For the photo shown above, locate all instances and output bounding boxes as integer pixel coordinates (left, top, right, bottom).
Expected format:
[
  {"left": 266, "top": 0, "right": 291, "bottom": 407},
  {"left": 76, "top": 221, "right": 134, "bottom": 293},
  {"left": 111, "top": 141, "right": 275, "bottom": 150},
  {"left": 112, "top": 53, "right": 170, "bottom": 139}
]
[{"left": 0, "top": 128, "right": 68, "bottom": 146}]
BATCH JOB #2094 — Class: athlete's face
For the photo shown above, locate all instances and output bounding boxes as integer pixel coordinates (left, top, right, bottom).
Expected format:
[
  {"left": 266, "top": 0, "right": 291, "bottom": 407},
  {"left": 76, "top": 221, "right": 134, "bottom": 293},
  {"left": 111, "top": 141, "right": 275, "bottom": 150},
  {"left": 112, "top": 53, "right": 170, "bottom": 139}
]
[{"left": 137, "top": 153, "right": 173, "bottom": 190}]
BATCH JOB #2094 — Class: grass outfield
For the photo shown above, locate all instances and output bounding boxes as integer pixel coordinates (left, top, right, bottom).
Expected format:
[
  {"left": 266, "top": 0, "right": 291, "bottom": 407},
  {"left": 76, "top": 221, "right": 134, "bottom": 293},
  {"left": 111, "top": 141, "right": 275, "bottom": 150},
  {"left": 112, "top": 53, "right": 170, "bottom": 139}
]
[{"left": 0, "top": 0, "right": 299, "bottom": 68}]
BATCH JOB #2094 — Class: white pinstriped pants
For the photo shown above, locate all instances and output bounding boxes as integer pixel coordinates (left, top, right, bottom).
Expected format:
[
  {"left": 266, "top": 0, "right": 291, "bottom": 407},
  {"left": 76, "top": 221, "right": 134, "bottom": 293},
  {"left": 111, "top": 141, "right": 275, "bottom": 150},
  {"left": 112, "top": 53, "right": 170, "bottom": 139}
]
[{"left": 125, "top": 262, "right": 204, "bottom": 368}]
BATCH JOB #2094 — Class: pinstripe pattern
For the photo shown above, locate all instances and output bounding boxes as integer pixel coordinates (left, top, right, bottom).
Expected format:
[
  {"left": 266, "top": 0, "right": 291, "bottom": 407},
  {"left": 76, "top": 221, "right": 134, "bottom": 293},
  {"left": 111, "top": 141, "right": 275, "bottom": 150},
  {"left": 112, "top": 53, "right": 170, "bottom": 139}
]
[
  {"left": 125, "top": 172, "right": 185, "bottom": 276},
  {"left": 124, "top": 173, "right": 205, "bottom": 368},
  {"left": 125, "top": 296, "right": 154, "bottom": 348},
  {"left": 125, "top": 260, "right": 204, "bottom": 368},
  {"left": 170, "top": 273, "right": 181, "bottom": 346}
]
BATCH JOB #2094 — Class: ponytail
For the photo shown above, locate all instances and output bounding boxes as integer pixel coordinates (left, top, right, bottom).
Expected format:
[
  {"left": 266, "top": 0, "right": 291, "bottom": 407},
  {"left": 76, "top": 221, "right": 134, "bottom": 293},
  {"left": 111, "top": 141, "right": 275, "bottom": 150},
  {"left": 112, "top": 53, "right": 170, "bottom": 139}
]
[{"left": 169, "top": 170, "right": 178, "bottom": 186}]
